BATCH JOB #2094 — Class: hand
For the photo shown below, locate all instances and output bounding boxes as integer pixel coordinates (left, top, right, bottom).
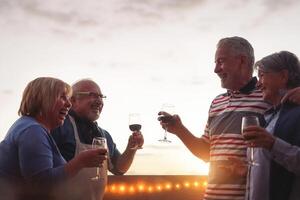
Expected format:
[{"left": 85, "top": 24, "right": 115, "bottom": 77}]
[
  {"left": 127, "top": 131, "right": 144, "bottom": 150},
  {"left": 76, "top": 148, "right": 107, "bottom": 168},
  {"left": 157, "top": 112, "right": 185, "bottom": 136},
  {"left": 242, "top": 126, "right": 275, "bottom": 150},
  {"left": 281, "top": 87, "right": 300, "bottom": 104}
]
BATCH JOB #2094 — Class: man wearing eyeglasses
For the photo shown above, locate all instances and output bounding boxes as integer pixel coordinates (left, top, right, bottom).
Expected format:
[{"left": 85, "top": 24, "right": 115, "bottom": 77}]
[{"left": 51, "top": 79, "right": 143, "bottom": 200}]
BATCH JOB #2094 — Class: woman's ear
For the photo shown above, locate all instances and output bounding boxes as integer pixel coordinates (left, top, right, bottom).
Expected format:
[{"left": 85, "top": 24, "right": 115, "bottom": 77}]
[{"left": 280, "top": 69, "right": 289, "bottom": 86}]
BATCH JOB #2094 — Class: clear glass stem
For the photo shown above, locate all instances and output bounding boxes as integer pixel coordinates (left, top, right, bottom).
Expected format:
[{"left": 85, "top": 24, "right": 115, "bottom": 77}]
[
  {"left": 250, "top": 147, "right": 254, "bottom": 163},
  {"left": 164, "top": 129, "right": 168, "bottom": 140},
  {"left": 249, "top": 147, "right": 259, "bottom": 166},
  {"left": 96, "top": 167, "right": 100, "bottom": 178}
]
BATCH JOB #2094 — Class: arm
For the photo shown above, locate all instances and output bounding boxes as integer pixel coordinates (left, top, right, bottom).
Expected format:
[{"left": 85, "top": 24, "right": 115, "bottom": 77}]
[
  {"left": 114, "top": 131, "right": 144, "bottom": 174},
  {"left": 158, "top": 112, "right": 210, "bottom": 162},
  {"left": 115, "top": 148, "right": 137, "bottom": 174},
  {"left": 243, "top": 126, "right": 300, "bottom": 175},
  {"left": 281, "top": 87, "right": 300, "bottom": 104},
  {"left": 270, "top": 138, "right": 300, "bottom": 175},
  {"left": 172, "top": 122, "right": 210, "bottom": 162},
  {"left": 64, "top": 148, "right": 107, "bottom": 177},
  {"left": 19, "top": 125, "right": 107, "bottom": 183}
]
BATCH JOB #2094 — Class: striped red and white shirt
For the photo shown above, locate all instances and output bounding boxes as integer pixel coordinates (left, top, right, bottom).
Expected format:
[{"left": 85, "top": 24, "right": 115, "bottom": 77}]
[{"left": 202, "top": 78, "right": 271, "bottom": 200}]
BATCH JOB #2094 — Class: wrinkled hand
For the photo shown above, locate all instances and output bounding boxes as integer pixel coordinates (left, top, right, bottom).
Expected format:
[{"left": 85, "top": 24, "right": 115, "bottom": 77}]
[
  {"left": 242, "top": 126, "right": 275, "bottom": 150},
  {"left": 281, "top": 87, "right": 300, "bottom": 104},
  {"left": 157, "top": 111, "right": 184, "bottom": 136},
  {"left": 76, "top": 148, "right": 107, "bottom": 168},
  {"left": 128, "top": 131, "right": 144, "bottom": 150}
]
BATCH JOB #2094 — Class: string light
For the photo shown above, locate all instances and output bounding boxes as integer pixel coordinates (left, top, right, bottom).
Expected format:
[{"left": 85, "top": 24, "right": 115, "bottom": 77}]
[
  {"left": 193, "top": 181, "right": 199, "bottom": 187},
  {"left": 119, "top": 185, "right": 125, "bottom": 193},
  {"left": 129, "top": 186, "right": 135, "bottom": 193},
  {"left": 105, "top": 179, "right": 207, "bottom": 195},
  {"left": 165, "top": 183, "right": 172, "bottom": 190},
  {"left": 156, "top": 185, "right": 162, "bottom": 191},
  {"left": 147, "top": 186, "right": 153, "bottom": 193},
  {"left": 184, "top": 182, "right": 190, "bottom": 188},
  {"left": 138, "top": 184, "right": 145, "bottom": 192}
]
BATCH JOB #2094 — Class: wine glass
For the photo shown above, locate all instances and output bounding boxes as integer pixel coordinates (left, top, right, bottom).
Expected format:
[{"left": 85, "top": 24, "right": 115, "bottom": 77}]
[
  {"left": 128, "top": 113, "right": 143, "bottom": 150},
  {"left": 91, "top": 137, "right": 107, "bottom": 180},
  {"left": 241, "top": 116, "right": 259, "bottom": 166},
  {"left": 158, "top": 103, "right": 175, "bottom": 143}
]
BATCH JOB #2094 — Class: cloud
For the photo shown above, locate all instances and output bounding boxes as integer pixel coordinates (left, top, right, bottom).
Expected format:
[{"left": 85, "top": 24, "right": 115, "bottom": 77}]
[
  {"left": 0, "top": 0, "right": 206, "bottom": 29},
  {"left": 1, "top": 90, "right": 13, "bottom": 95},
  {"left": 263, "top": 0, "right": 298, "bottom": 10}
]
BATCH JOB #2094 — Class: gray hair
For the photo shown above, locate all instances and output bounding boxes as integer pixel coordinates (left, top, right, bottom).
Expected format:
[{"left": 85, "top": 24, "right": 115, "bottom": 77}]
[
  {"left": 255, "top": 51, "right": 300, "bottom": 88},
  {"left": 217, "top": 36, "right": 255, "bottom": 69},
  {"left": 72, "top": 79, "right": 99, "bottom": 93}
]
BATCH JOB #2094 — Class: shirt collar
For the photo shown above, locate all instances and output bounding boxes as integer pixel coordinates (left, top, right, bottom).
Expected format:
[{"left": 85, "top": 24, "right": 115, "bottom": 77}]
[{"left": 227, "top": 77, "right": 258, "bottom": 95}]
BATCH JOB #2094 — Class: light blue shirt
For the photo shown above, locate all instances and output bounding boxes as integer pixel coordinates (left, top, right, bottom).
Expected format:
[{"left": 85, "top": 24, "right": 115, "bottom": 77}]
[{"left": 247, "top": 110, "right": 300, "bottom": 200}]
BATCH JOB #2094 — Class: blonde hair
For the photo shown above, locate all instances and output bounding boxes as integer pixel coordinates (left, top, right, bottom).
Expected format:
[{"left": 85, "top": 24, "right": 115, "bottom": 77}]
[{"left": 18, "top": 77, "right": 72, "bottom": 117}]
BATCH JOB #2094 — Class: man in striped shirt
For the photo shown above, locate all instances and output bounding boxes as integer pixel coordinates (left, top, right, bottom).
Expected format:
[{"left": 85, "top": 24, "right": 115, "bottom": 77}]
[{"left": 159, "top": 36, "right": 270, "bottom": 200}]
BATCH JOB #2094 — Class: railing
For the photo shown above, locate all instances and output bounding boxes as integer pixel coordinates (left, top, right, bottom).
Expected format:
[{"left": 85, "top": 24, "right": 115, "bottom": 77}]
[{"left": 104, "top": 175, "right": 207, "bottom": 200}]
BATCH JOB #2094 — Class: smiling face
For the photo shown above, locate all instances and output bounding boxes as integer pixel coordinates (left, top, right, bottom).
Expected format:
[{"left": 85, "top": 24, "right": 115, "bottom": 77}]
[
  {"left": 257, "top": 69, "right": 288, "bottom": 105},
  {"left": 214, "top": 46, "right": 246, "bottom": 90},
  {"left": 71, "top": 81, "right": 104, "bottom": 122},
  {"left": 47, "top": 88, "right": 72, "bottom": 129}
]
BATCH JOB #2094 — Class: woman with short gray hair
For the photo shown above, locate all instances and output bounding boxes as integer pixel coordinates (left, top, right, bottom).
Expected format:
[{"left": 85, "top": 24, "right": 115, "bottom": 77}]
[{"left": 243, "top": 51, "right": 300, "bottom": 200}]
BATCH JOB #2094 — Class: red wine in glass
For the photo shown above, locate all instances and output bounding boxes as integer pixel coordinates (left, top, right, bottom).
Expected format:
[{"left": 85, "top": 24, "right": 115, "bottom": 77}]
[
  {"left": 158, "top": 115, "right": 173, "bottom": 123},
  {"left": 129, "top": 124, "right": 142, "bottom": 132},
  {"left": 129, "top": 113, "right": 143, "bottom": 150}
]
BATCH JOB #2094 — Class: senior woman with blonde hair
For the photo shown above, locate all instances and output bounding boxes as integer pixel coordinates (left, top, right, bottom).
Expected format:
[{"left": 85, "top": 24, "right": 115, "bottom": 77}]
[
  {"left": 0, "top": 77, "right": 107, "bottom": 200},
  {"left": 243, "top": 51, "right": 300, "bottom": 200}
]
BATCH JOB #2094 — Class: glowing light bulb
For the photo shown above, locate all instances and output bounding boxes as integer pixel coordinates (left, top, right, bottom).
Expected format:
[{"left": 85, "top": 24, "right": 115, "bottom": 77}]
[
  {"left": 111, "top": 185, "right": 116, "bottom": 193},
  {"left": 119, "top": 185, "right": 126, "bottom": 193},
  {"left": 138, "top": 184, "right": 145, "bottom": 192},
  {"left": 148, "top": 186, "right": 153, "bottom": 192},
  {"left": 129, "top": 186, "right": 135, "bottom": 193},
  {"left": 156, "top": 185, "right": 162, "bottom": 191},
  {"left": 184, "top": 182, "right": 190, "bottom": 188},
  {"left": 193, "top": 181, "right": 199, "bottom": 187},
  {"left": 165, "top": 183, "right": 172, "bottom": 190}
]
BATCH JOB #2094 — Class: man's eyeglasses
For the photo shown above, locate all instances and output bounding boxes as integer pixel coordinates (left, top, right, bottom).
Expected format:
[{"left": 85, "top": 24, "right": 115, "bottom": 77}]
[{"left": 75, "top": 92, "right": 107, "bottom": 99}]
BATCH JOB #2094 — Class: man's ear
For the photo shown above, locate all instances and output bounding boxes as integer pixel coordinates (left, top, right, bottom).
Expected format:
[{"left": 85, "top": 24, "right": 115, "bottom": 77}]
[{"left": 240, "top": 55, "right": 249, "bottom": 66}]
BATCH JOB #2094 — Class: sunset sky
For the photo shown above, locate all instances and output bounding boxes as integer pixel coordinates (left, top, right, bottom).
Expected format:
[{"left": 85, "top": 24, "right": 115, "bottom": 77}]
[{"left": 1, "top": 0, "right": 300, "bottom": 175}]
